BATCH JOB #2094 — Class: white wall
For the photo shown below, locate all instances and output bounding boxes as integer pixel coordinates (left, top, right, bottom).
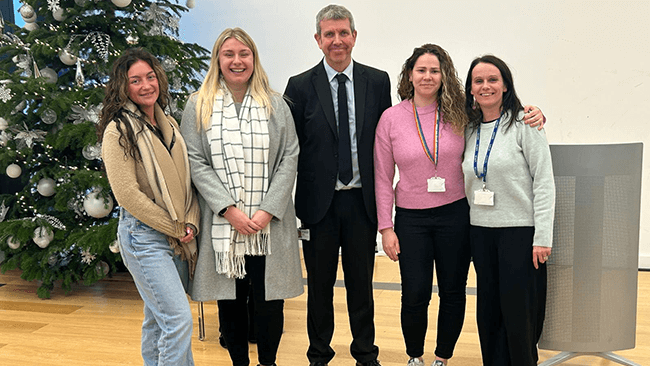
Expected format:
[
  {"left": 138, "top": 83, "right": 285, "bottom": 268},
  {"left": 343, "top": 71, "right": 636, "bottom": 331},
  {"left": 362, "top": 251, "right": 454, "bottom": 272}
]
[{"left": 179, "top": 0, "right": 650, "bottom": 268}]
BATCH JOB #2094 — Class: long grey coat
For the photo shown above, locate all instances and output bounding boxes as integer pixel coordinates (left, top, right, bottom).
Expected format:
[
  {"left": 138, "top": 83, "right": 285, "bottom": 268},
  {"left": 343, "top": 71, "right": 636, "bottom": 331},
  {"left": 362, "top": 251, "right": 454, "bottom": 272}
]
[{"left": 180, "top": 94, "right": 304, "bottom": 301}]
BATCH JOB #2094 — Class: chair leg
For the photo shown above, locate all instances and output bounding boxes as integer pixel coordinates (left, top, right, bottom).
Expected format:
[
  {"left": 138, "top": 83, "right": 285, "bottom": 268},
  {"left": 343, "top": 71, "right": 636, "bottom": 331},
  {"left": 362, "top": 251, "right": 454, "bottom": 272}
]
[
  {"left": 197, "top": 301, "right": 205, "bottom": 341},
  {"left": 540, "top": 352, "right": 642, "bottom": 366}
]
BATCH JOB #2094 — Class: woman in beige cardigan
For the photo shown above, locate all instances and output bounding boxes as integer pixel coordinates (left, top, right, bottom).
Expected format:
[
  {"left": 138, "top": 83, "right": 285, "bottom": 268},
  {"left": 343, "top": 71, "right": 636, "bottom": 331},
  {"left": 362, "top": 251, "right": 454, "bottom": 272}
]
[{"left": 98, "top": 48, "right": 200, "bottom": 366}]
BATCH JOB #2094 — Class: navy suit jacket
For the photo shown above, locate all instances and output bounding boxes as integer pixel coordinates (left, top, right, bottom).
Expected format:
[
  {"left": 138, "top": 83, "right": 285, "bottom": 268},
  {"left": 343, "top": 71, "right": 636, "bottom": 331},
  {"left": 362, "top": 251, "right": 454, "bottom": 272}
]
[{"left": 284, "top": 60, "right": 392, "bottom": 225}]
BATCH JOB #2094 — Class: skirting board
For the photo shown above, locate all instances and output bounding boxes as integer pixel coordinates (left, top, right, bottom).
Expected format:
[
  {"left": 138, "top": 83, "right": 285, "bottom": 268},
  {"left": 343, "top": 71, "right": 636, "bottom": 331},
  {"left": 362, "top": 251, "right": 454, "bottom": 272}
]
[{"left": 639, "top": 254, "right": 650, "bottom": 270}]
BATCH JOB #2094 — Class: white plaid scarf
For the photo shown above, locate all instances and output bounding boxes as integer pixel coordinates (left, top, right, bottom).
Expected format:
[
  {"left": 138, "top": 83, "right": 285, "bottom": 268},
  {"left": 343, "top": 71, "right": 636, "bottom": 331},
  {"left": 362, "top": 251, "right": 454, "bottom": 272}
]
[{"left": 209, "top": 82, "right": 270, "bottom": 278}]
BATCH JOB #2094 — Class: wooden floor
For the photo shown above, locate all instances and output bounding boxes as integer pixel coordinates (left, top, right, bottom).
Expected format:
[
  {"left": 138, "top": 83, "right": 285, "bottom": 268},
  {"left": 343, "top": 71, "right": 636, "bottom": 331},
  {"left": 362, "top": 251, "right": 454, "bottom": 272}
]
[{"left": 0, "top": 255, "right": 648, "bottom": 366}]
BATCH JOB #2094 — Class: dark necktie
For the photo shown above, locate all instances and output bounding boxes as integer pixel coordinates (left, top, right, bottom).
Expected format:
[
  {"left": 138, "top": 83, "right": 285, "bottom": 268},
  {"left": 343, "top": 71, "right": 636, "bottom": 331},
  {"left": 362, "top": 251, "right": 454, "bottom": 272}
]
[{"left": 336, "top": 73, "right": 353, "bottom": 185}]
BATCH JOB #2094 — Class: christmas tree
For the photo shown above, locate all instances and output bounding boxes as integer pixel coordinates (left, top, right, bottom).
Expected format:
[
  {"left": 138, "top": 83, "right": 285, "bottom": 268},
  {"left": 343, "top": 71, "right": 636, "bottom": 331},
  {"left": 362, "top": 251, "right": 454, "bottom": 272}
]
[{"left": 0, "top": 0, "right": 208, "bottom": 298}]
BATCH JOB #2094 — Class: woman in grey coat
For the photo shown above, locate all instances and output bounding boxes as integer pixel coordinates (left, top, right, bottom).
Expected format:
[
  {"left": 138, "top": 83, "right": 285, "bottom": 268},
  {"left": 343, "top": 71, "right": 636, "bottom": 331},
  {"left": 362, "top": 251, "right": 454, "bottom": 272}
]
[{"left": 180, "top": 27, "right": 303, "bottom": 366}]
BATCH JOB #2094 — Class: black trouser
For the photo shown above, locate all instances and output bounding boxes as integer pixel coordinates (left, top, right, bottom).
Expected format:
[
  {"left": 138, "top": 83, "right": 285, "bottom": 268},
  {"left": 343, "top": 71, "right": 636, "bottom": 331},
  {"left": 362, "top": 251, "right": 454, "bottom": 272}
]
[
  {"left": 470, "top": 226, "right": 547, "bottom": 366},
  {"left": 218, "top": 255, "right": 284, "bottom": 366},
  {"left": 394, "top": 198, "right": 471, "bottom": 360},
  {"left": 302, "top": 188, "right": 379, "bottom": 364}
]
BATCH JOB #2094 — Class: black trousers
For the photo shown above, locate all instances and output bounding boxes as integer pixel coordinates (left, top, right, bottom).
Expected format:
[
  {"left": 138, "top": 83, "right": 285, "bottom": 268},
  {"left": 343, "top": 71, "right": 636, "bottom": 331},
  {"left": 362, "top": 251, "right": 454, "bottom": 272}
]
[
  {"left": 218, "top": 256, "right": 284, "bottom": 366},
  {"left": 470, "top": 226, "right": 547, "bottom": 366},
  {"left": 302, "top": 188, "right": 379, "bottom": 364},
  {"left": 394, "top": 198, "right": 471, "bottom": 360}
]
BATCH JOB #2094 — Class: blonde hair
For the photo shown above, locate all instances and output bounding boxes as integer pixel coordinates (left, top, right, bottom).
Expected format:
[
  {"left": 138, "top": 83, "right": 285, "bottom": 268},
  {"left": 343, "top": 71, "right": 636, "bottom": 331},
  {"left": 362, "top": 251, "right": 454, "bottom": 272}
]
[{"left": 193, "top": 28, "right": 276, "bottom": 129}]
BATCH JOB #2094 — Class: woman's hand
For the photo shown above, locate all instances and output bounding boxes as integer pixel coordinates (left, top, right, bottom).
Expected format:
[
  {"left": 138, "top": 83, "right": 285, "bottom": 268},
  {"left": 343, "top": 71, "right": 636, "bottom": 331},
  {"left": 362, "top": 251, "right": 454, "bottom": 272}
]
[
  {"left": 179, "top": 225, "right": 195, "bottom": 243},
  {"left": 224, "top": 206, "right": 263, "bottom": 235},
  {"left": 251, "top": 210, "right": 273, "bottom": 230},
  {"left": 533, "top": 246, "right": 552, "bottom": 269},
  {"left": 380, "top": 228, "right": 400, "bottom": 262},
  {"left": 523, "top": 105, "right": 545, "bottom": 130}
]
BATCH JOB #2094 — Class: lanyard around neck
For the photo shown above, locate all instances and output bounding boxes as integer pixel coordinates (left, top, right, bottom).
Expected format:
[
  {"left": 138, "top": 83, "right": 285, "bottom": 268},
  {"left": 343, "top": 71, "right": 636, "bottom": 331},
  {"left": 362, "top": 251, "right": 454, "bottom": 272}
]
[
  {"left": 473, "top": 116, "right": 501, "bottom": 183},
  {"left": 413, "top": 101, "right": 440, "bottom": 168}
]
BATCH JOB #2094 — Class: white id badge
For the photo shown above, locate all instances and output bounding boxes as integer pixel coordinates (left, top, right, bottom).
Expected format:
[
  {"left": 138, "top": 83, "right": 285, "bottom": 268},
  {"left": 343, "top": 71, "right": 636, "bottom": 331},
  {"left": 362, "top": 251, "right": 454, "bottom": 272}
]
[
  {"left": 474, "top": 189, "right": 494, "bottom": 206},
  {"left": 428, "top": 177, "right": 446, "bottom": 192}
]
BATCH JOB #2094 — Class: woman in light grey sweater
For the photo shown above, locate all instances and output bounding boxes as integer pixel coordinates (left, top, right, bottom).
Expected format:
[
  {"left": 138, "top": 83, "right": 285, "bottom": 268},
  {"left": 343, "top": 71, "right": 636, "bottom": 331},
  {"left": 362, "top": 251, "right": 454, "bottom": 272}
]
[{"left": 461, "top": 55, "right": 555, "bottom": 366}]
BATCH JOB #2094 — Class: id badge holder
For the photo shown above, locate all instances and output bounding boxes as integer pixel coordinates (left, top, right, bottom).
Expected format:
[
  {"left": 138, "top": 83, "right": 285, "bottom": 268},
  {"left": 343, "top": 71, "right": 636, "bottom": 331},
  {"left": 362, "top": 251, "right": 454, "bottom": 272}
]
[
  {"left": 297, "top": 228, "right": 310, "bottom": 241},
  {"left": 428, "top": 176, "right": 446, "bottom": 192},
  {"left": 474, "top": 183, "right": 494, "bottom": 206}
]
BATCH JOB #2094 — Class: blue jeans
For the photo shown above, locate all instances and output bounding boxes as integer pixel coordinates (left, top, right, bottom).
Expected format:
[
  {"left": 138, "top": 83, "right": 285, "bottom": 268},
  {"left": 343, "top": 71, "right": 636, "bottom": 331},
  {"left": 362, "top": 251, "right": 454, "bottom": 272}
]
[{"left": 118, "top": 208, "right": 194, "bottom": 366}]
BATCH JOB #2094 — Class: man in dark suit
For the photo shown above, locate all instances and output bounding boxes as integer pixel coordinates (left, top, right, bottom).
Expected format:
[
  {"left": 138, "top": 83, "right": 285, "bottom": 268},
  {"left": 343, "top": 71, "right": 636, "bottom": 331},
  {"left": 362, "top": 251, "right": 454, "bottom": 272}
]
[{"left": 284, "top": 5, "right": 391, "bottom": 366}]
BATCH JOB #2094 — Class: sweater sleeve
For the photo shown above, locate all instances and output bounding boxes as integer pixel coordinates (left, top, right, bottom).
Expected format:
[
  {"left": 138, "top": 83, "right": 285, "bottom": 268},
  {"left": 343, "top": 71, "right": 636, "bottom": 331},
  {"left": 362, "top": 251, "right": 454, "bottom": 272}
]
[
  {"left": 520, "top": 124, "right": 556, "bottom": 247},
  {"left": 102, "top": 122, "right": 185, "bottom": 238},
  {"left": 374, "top": 109, "right": 396, "bottom": 232}
]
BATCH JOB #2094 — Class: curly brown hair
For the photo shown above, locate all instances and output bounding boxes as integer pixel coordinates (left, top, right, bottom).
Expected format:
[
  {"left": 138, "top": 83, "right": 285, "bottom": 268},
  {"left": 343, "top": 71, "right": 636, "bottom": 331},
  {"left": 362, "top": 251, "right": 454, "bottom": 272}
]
[
  {"left": 397, "top": 44, "right": 467, "bottom": 134},
  {"left": 96, "top": 48, "right": 170, "bottom": 160}
]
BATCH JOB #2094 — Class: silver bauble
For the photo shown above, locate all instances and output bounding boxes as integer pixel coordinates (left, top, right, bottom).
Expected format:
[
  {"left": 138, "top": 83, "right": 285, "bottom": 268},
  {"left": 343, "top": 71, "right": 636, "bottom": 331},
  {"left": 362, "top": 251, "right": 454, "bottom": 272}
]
[
  {"left": 59, "top": 49, "right": 78, "bottom": 66},
  {"left": 19, "top": 5, "right": 35, "bottom": 19},
  {"left": 186, "top": 0, "right": 196, "bottom": 8},
  {"left": 37, "top": 177, "right": 56, "bottom": 197},
  {"left": 23, "top": 22, "right": 39, "bottom": 31},
  {"left": 40, "top": 67, "right": 58, "bottom": 84},
  {"left": 83, "top": 188, "right": 114, "bottom": 218},
  {"left": 33, "top": 227, "right": 54, "bottom": 248},
  {"left": 95, "top": 261, "right": 110, "bottom": 276},
  {"left": 109, "top": 240, "right": 120, "bottom": 253},
  {"left": 53, "top": 8, "right": 67, "bottom": 21},
  {"left": 111, "top": 0, "right": 132, "bottom": 7},
  {"left": 41, "top": 108, "right": 57, "bottom": 124},
  {"left": 7, "top": 236, "right": 21, "bottom": 250},
  {"left": 6, "top": 164, "right": 21, "bottom": 178}
]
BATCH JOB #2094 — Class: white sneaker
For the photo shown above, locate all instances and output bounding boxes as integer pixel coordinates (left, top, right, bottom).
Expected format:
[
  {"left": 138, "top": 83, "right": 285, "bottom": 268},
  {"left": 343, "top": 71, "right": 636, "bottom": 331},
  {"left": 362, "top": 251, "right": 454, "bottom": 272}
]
[
  {"left": 431, "top": 361, "right": 446, "bottom": 366},
  {"left": 407, "top": 358, "right": 424, "bottom": 366}
]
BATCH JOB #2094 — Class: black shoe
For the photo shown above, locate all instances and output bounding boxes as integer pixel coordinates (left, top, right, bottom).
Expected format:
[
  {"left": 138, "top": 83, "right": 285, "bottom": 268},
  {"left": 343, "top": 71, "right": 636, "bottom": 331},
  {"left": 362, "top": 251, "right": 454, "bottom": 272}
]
[
  {"left": 356, "top": 361, "right": 381, "bottom": 366},
  {"left": 309, "top": 363, "right": 328, "bottom": 366},
  {"left": 218, "top": 334, "right": 227, "bottom": 349}
]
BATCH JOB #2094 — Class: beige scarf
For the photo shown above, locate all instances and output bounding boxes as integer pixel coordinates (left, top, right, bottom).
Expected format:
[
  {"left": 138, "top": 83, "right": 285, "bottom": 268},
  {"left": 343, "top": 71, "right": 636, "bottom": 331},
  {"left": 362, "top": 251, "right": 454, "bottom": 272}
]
[{"left": 122, "top": 102, "right": 198, "bottom": 278}]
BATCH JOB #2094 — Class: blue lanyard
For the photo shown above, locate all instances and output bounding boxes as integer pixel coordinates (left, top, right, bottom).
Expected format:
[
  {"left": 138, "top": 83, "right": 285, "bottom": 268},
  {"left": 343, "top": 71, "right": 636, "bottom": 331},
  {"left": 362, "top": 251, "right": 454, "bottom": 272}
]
[{"left": 473, "top": 117, "right": 501, "bottom": 183}]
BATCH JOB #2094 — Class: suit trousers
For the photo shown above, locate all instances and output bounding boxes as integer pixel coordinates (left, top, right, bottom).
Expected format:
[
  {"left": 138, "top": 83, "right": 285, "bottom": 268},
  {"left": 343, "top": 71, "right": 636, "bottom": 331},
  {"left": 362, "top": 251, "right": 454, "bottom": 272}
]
[
  {"left": 302, "top": 188, "right": 379, "bottom": 364},
  {"left": 470, "top": 226, "right": 547, "bottom": 366},
  {"left": 394, "top": 198, "right": 471, "bottom": 360},
  {"left": 218, "top": 255, "right": 285, "bottom": 366}
]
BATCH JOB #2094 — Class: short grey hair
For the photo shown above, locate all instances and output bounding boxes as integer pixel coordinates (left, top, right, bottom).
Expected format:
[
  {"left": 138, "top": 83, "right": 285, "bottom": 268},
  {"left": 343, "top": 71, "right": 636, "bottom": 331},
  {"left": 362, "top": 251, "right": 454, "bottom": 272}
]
[{"left": 315, "top": 4, "right": 356, "bottom": 35}]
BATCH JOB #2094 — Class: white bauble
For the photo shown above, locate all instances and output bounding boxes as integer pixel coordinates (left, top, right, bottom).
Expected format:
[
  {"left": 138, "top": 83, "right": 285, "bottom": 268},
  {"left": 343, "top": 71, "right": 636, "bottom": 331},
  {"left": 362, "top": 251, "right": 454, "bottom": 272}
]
[
  {"left": 0, "top": 117, "right": 8, "bottom": 131},
  {"left": 6, "top": 164, "right": 21, "bottom": 178},
  {"left": 7, "top": 236, "right": 21, "bottom": 250},
  {"left": 19, "top": 5, "right": 35, "bottom": 19},
  {"left": 83, "top": 189, "right": 114, "bottom": 218},
  {"left": 22, "top": 13, "right": 37, "bottom": 23},
  {"left": 40, "top": 67, "right": 58, "bottom": 84},
  {"left": 37, "top": 178, "right": 56, "bottom": 197},
  {"left": 111, "top": 0, "right": 132, "bottom": 7},
  {"left": 33, "top": 227, "right": 54, "bottom": 248},
  {"left": 23, "top": 22, "right": 39, "bottom": 31},
  {"left": 53, "top": 8, "right": 67, "bottom": 21},
  {"left": 59, "top": 49, "right": 77, "bottom": 66},
  {"left": 186, "top": 0, "right": 196, "bottom": 8},
  {"left": 109, "top": 239, "right": 120, "bottom": 253}
]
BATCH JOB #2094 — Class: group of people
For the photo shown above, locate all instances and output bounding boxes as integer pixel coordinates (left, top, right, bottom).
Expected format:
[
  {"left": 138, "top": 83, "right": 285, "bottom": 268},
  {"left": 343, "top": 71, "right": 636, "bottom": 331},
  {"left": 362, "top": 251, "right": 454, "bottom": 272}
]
[{"left": 97, "top": 3, "right": 555, "bottom": 366}]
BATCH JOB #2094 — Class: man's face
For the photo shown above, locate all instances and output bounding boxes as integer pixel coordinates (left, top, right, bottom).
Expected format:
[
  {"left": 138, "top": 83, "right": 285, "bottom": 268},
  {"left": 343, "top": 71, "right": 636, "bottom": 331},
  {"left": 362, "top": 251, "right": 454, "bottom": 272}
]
[{"left": 315, "top": 18, "right": 357, "bottom": 72}]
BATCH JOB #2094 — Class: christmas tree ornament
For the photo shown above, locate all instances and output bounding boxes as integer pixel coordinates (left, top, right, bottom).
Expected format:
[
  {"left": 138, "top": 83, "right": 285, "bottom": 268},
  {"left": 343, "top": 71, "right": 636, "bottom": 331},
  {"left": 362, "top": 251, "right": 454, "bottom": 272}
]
[
  {"left": 37, "top": 177, "right": 56, "bottom": 197},
  {"left": 109, "top": 240, "right": 120, "bottom": 253},
  {"left": 23, "top": 22, "right": 39, "bottom": 32},
  {"left": 126, "top": 34, "right": 139, "bottom": 45},
  {"left": 33, "top": 227, "right": 54, "bottom": 248},
  {"left": 40, "top": 67, "right": 58, "bottom": 84},
  {"left": 161, "top": 57, "right": 176, "bottom": 72},
  {"left": 7, "top": 236, "right": 21, "bottom": 250},
  {"left": 0, "top": 83, "right": 13, "bottom": 103},
  {"left": 6, "top": 164, "right": 22, "bottom": 178},
  {"left": 12, "top": 101, "right": 27, "bottom": 115},
  {"left": 81, "top": 249, "right": 96, "bottom": 264},
  {"left": 83, "top": 188, "right": 114, "bottom": 218},
  {"left": 0, "top": 200, "right": 8, "bottom": 222},
  {"left": 186, "top": 0, "right": 195, "bottom": 9},
  {"left": 82, "top": 143, "right": 102, "bottom": 160},
  {"left": 48, "top": 0, "right": 61, "bottom": 13},
  {"left": 41, "top": 108, "right": 57, "bottom": 124},
  {"left": 52, "top": 7, "right": 66, "bottom": 21},
  {"left": 111, "top": 0, "right": 132, "bottom": 8},
  {"left": 19, "top": 5, "right": 35, "bottom": 20},
  {"left": 0, "top": 117, "right": 8, "bottom": 130},
  {"left": 69, "top": 104, "right": 101, "bottom": 124},
  {"left": 74, "top": 0, "right": 87, "bottom": 6},
  {"left": 59, "top": 49, "right": 77, "bottom": 66},
  {"left": 48, "top": 254, "right": 58, "bottom": 266},
  {"left": 75, "top": 58, "right": 85, "bottom": 86},
  {"left": 95, "top": 261, "right": 110, "bottom": 275},
  {"left": 22, "top": 12, "right": 37, "bottom": 23},
  {"left": 0, "top": 131, "right": 11, "bottom": 146},
  {"left": 14, "top": 123, "right": 47, "bottom": 149}
]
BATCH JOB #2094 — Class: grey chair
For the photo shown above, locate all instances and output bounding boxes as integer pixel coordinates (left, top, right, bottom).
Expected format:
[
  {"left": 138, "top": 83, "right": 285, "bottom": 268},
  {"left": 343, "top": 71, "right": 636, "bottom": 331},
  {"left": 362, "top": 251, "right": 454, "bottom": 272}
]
[{"left": 539, "top": 143, "right": 643, "bottom": 366}]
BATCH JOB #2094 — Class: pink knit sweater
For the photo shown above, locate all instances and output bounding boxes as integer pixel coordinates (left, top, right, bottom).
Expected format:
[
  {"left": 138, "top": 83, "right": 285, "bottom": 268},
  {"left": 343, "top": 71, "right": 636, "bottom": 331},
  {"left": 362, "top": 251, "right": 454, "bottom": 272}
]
[{"left": 374, "top": 100, "right": 466, "bottom": 231}]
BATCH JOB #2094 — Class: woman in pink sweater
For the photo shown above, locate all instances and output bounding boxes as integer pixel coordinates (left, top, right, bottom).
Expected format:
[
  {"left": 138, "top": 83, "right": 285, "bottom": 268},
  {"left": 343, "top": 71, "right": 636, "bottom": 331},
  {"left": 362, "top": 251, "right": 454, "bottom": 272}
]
[{"left": 374, "top": 44, "right": 544, "bottom": 366}]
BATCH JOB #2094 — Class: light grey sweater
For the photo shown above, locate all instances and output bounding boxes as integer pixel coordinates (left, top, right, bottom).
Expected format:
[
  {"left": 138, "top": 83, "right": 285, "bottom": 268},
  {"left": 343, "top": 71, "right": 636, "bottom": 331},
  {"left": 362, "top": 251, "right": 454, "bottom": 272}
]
[{"left": 461, "top": 111, "right": 555, "bottom": 247}]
